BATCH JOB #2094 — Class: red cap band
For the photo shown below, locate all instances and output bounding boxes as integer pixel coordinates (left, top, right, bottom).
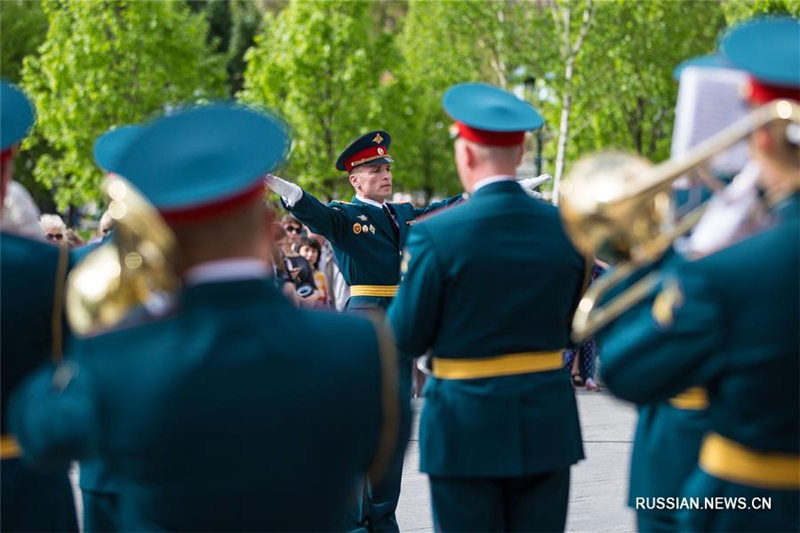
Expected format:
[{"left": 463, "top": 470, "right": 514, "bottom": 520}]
[
  {"left": 1, "top": 148, "right": 14, "bottom": 167},
  {"left": 455, "top": 122, "right": 525, "bottom": 146},
  {"left": 161, "top": 183, "right": 265, "bottom": 225},
  {"left": 346, "top": 145, "right": 391, "bottom": 171},
  {"left": 747, "top": 77, "right": 800, "bottom": 105}
]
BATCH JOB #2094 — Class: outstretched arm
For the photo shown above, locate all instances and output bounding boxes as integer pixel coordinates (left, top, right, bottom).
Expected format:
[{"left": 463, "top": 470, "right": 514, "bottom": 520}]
[
  {"left": 412, "top": 194, "right": 464, "bottom": 218},
  {"left": 265, "top": 174, "right": 349, "bottom": 244}
]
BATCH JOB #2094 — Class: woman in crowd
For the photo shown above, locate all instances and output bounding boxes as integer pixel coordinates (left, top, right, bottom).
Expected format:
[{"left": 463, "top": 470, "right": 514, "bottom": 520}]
[{"left": 295, "top": 236, "right": 331, "bottom": 308}]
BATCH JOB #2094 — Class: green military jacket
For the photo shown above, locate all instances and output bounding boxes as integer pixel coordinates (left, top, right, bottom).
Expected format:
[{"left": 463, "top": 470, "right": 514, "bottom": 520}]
[
  {"left": 388, "top": 180, "right": 587, "bottom": 477},
  {"left": 289, "top": 191, "right": 461, "bottom": 310},
  {"left": 1, "top": 233, "right": 71, "bottom": 427},
  {"left": 10, "top": 278, "right": 405, "bottom": 531},
  {"left": 1, "top": 232, "right": 78, "bottom": 532},
  {"left": 598, "top": 193, "right": 799, "bottom": 532}
]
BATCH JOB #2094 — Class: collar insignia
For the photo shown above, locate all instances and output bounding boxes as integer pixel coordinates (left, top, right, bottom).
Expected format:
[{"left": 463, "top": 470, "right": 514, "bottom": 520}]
[{"left": 652, "top": 278, "right": 684, "bottom": 328}]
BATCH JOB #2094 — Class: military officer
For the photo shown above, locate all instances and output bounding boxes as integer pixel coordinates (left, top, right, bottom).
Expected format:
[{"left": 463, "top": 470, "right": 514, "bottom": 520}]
[
  {"left": 597, "top": 17, "right": 799, "bottom": 532},
  {"left": 265, "top": 130, "right": 463, "bottom": 312},
  {"left": 388, "top": 82, "right": 587, "bottom": 532},
  {"left": 1, "top": 80, "right": 79, "bottom": 532},
  {"left": 9, "top": 103, "right": 407, "bottom": 531}
]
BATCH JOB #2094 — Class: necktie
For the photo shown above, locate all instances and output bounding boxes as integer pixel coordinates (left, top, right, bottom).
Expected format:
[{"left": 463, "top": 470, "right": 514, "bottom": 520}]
[{"left": 382, "top": 204, "right": 400, "bottom": 242}]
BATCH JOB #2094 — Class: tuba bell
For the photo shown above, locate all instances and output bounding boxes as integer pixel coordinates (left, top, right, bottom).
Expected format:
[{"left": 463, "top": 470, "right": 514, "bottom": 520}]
[
  {"left": 560, "top": 99, "right": 800, "bottom": 342},
  {"left": 66, "top": 177, "right": 179, "bottom": 336}
]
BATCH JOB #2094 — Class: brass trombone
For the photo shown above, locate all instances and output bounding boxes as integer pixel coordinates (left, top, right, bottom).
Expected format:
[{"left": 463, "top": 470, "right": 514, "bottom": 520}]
[
  {"left": 560, "top": 99, "right": 800, "bottom": 342},
  {"left": 66, "top": 177, "right": 179, "bottom": 336}
]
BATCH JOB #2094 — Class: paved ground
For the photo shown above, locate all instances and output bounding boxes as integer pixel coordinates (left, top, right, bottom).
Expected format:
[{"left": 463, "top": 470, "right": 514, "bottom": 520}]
[{"left": 396, "top": 390, "right": 638, "bottom": 532}]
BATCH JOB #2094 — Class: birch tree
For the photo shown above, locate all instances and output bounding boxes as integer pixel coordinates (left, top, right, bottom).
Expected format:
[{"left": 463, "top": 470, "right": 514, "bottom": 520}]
[{"left": 550, "top": 0, "right": 594, "bottom": 205}]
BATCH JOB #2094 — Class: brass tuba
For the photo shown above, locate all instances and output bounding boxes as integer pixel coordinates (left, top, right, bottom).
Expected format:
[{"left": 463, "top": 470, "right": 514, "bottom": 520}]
[
  {"left": 66, "top": 177, "right": 179, "bottom": 336},
  {"left": 560, "top": 99, "right": 800, "bottom": 342}
]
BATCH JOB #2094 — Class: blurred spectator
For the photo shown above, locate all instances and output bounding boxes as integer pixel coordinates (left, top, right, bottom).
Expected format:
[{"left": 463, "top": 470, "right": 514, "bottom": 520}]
[
  {"left": 307, "top": 229, "right": 349, "bottom": 312},
  {"left": 2, "top": 181, "right": 41, "bottom": 238},
  {"left": 66, "top": 229, "right": 85, "bottom": 248},
  {"left": 296, "top": 236, "right": 330, "bottom": 308},
  {"left": 87, "top": 210, "right": 115, "bottom": 245},
  {"left": 565, "top": 261, "right": 606, "bottom": 391},
  {"left": 280, "top": 213, "right": 303, "bottom": 256},
  {"left": 270, "top": 222, "right": 299, "bottom": 305},
  {"left": 39, "top": 214, "right": 67, "bottom": 244},
  {"left": 99, "top": 210, "right": 114, "bottom": 237}
]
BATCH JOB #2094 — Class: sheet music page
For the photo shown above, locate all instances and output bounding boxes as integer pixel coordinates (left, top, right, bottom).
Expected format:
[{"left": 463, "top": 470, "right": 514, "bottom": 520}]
[{"left": 671, "top": 66, "right": 750, "bottom": 187}]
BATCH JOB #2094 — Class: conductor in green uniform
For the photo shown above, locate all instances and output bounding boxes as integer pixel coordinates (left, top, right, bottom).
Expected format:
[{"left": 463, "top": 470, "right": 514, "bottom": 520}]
[
  {"left": 265, "top": 130, "right": 462, "bottom": 312},
  {"left": 9, "top": 103, "right": 406, "bottom": 531},
  {"left": 388, "top": 82, "right": 587, "bottom": 532},
  {"left": 597, "top": 17, "right": 800, "bottom": 532},
  {"left": 0, "top": 80, "right": 79, "bottom": 533}
]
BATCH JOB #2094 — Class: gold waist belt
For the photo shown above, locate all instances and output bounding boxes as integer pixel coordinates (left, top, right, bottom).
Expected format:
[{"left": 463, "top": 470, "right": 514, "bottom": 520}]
[
  {"left": 669, "top": 386, "right": 709, "bottom": 410},
  {"left": 350, "top": 285, "right": 399, "bottom": 298},
  {"left": 1, "top": 435, "right": 22, "bottom": 460},
  {"left": 432, "top": 351, "right": 564, "bottom": 380},
  {"left": 700, "top": 432, "right": 800, "bottom": 490}
]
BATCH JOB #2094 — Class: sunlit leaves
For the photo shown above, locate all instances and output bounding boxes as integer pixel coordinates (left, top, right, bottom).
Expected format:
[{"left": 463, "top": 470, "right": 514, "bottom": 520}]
[{"left": 21, "top": 0, "right": 227, "bottom": 210}]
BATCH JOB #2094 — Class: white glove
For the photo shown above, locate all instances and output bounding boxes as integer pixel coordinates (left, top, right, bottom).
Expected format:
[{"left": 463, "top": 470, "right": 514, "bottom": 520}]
[
  {"left": 518, "top": 174, "right": 552, "bottom": 198},
  {"left": 265, "top": 174, "right": 303, "bottom": 208}
]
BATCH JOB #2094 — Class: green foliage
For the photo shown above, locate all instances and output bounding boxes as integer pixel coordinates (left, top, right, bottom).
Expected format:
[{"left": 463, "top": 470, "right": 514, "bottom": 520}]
[
  {"left": 565, "top": 0, "right": 726, "bottom": 163},
  {"left": 227, "top": 0, "right": 264, "bottom": 94},
  {"left": 722, "top": 0, "right": 800, "bottom": 23},
  {"left": 388, "top": 0, "right": 546, "bottom": 198},
  {"left": 21, "top": 0, "right": 227, "bottom": 210},
  {"left": 8, "top": 0, "right": 787, "bottom": 209},
  {"left": 0, "top": 0, "right": 48, "bottom": 83},
  {"left": 240, "top": 0, "right": 393, "bottom": 199},
  {"left": 189, "top": 0, "right": 264, "bottom": 94},
  {"left": 1, "top": 0, "right": 54, "bottom": 209}
]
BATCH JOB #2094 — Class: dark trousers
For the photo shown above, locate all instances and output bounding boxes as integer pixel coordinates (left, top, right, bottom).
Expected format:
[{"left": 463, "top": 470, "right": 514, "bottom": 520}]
[
  {"left": 82, "top": 489, "right": 119, "bottom": 532},
  {"left": 346, "top": 355, "right": 412, "bottom": 532},
  {"left": 429, "top": 469, "right": 570, "bottom": 532},
  {"left": 1, "top": 458, "right": 79, "bottom": 532}
]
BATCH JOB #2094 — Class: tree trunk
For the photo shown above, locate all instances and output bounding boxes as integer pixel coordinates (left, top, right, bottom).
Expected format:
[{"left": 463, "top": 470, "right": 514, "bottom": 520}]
[
  {"left": 551, "top": 0, "right": 592, "bottom": 206},
  {"left": 553, "top": 65, "right": 572, "bottom": 206}
]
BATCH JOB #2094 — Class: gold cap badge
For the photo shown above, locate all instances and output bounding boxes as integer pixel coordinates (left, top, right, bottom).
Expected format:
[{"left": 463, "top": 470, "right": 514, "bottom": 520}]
[{"left": 373, "top": 133, "right": 384, "bottom": 144}]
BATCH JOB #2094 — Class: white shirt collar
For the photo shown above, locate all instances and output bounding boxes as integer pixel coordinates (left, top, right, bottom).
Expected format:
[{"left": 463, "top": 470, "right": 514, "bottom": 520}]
[
  {"left": 184, "top": 258, "right": 270, "bottom": 287},
  {"left": 356, "top": 195, "right": 387, "bottom": 208},
  {"left": 472, "top": 174, "right": 516, "bottom": 192}
]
